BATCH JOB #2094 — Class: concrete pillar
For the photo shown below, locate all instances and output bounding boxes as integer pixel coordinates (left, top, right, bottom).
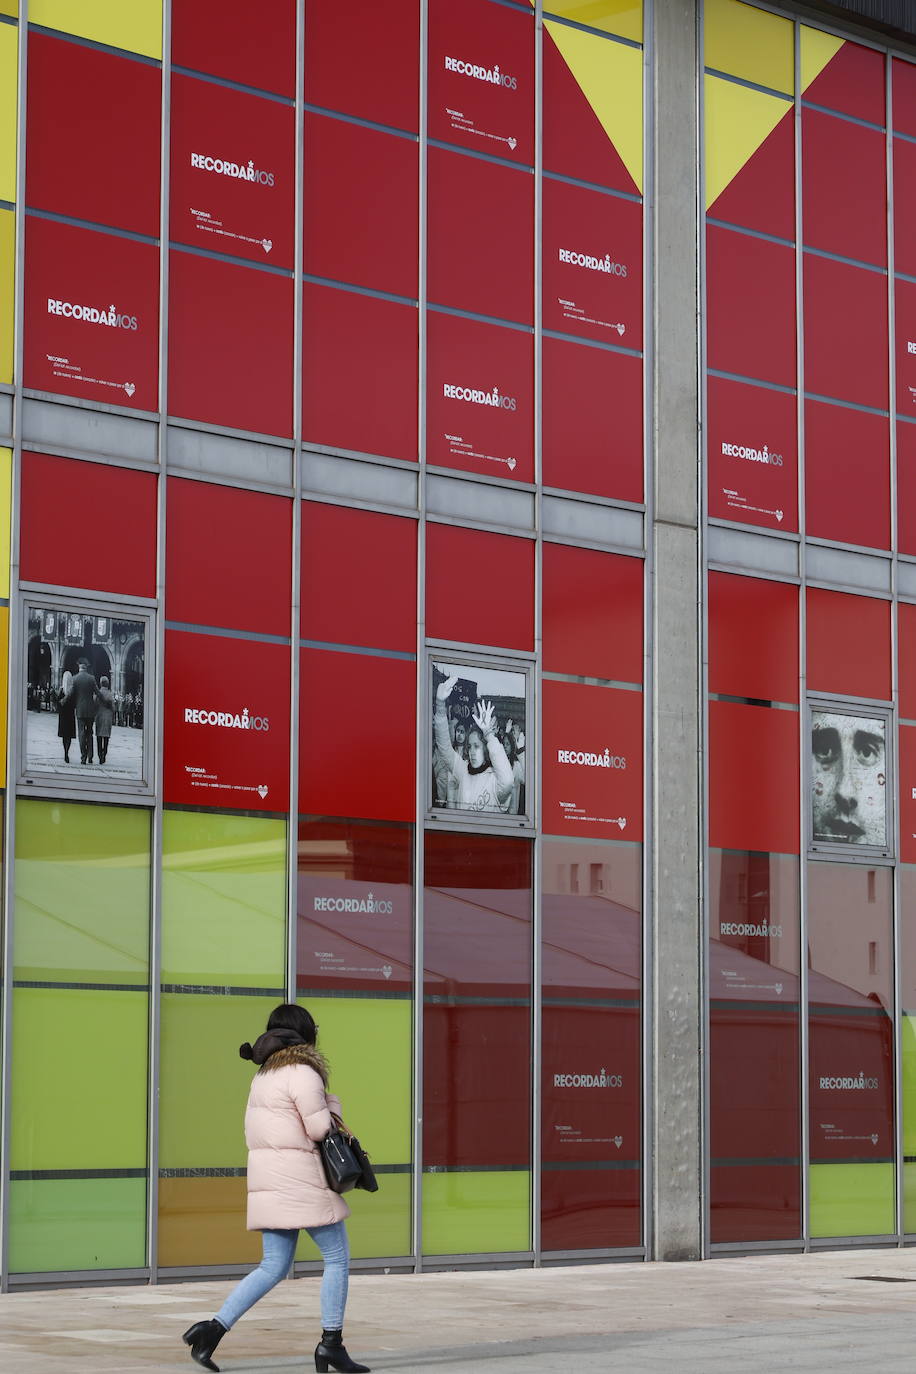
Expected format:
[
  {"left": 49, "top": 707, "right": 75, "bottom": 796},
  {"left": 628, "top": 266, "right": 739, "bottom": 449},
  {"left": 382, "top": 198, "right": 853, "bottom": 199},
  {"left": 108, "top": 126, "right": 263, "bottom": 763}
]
[{"left": 650, "top": 0, "right": 703, "bottom": 1261}]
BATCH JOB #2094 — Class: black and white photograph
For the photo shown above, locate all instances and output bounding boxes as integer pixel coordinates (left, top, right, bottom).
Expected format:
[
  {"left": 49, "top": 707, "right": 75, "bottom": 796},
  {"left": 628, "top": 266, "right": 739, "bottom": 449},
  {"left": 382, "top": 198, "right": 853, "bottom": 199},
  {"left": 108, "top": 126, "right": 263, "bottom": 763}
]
[
  {"left": 430, "top": 659, "right": 529, "bottom": 819},
  {"left": 811, "top": 706, "right": 888, "bottom": 849},
  {"left": 26, "top": 605, "right": 147, "bottom": 784}
]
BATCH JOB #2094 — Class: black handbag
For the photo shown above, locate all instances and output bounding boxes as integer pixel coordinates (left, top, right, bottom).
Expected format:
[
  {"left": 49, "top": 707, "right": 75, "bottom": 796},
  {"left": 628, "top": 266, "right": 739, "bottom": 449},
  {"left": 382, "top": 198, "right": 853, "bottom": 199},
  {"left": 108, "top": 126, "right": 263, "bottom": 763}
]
[{"left": 319, "top": 1127, "right": 379, "bottom": 1195}]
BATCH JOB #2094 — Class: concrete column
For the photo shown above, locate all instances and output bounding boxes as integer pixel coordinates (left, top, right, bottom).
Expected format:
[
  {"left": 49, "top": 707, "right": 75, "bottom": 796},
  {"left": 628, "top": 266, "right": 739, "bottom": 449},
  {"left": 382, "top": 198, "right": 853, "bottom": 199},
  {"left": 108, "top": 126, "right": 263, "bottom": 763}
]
[{"left": 650, "top": 0, "right": 703, "bottom": 1261}]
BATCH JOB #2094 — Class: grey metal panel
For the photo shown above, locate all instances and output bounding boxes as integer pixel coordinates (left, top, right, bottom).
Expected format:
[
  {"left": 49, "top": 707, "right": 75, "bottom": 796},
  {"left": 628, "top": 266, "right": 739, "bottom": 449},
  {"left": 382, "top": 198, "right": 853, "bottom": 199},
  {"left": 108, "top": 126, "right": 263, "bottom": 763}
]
[
  {"left": 542, "top": 493, "right": 643, "bottom": 550},
  {"left": 427, "top": 470, "right": 535, "bottom": 530},
  {"left": 806, "top": 541, "right": 892, "bottom": 593},
  {"left": 167, "top": 424, "right": 293, "bottom": 489},
  {"left": 898, "top": 559, "right": 916, "bottom": 599},
  {"left": 0, "top": 392, "right": 11, "bottom": 444},
  {"left": 302, "top": 448, "right": 419, "bottom": 511},
  {"left": 707, "top": 523, "right": 799, "bottom": 578},
  {"left": 22, "top": 396, "right": 159, "bottom": 464}
]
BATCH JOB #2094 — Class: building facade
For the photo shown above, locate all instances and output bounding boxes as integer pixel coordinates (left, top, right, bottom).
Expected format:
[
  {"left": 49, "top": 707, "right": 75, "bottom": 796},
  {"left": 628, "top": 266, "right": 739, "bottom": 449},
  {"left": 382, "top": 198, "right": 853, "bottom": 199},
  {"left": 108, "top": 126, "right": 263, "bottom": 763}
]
[{"left": 0, "top": 0, "right": 914, "bottom": 1287}]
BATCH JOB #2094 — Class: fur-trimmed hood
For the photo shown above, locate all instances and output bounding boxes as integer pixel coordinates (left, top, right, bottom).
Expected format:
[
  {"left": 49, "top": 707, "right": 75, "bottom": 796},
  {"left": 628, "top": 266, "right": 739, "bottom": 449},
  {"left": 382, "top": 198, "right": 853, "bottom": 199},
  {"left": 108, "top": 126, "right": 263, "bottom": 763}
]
[
  {"left": 239, "top": 1027, "right": 329, "bottom": 1085},
  {"left": 258, "top": 1043, "right": 330, "bottom": 1085}
]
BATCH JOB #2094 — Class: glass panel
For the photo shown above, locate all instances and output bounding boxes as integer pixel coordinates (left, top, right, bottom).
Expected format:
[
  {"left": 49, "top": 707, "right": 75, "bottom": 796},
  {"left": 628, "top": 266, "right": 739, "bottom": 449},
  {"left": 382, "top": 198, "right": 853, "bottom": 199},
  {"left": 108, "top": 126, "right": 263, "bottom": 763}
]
[
  {"left": 709, "top": 851, "right": 801, "bottom": 1241},
  {"left": 808, "top": 861, "right": 895, "bottom": 1237},
  {"left": 898, "top": 867, "right": 916, "bottom": 1231},
  {"left": 423, "top": 831, "right": 532, "bottom": 1254},
  {"left": 297, "top": 818, "right": 414, "bottom": 1258},
  {"left": 0, "top": 213, "right": 12, "bottom": 385},
  {"left": 0, "top": 20, "right": 16, "bottom": 205},
  {"left": 541, "top": 839, "right": 641, "bottom": 1250},
  {"left": 29, "top": 0, "right": 163, "bottom": 60},
  {"left": 9, "top": 1179, "right": 147, "bottom": 1273}
]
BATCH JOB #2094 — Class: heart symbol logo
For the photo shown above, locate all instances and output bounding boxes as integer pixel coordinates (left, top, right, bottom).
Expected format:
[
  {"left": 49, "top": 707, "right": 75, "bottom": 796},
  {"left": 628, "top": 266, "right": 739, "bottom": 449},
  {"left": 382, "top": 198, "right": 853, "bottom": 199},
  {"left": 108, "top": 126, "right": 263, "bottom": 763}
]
[
  {"left": 382, "top": 964, "right": 392, "bottom": 980},
  {"left": 614, "top": 1136, "right": 623, "bottom": 1149},
  {"left": 616, "top": 323, "right": 625, "bottom": 336},
  {"left": 618, "top": 817, "right": 627, "bottom": 830},
  {"left": 262, "top": 238, "right": 273, "bottom": 254},
  {"left": 775, "top": 982, "right": 783, "bottom": 995},
  {"left": 871, "top": 1133, "right": 879, "bottom": 1145},
  {"left": 507, "top": 457, "right": 517, "bottom": 471},
  {"left": 124, "top": 382, "right": 136, "bottom": 397},
  {"left": 257, "top": 784, "right": 268, "bottom": 799},
  {"left": 508, "top": 137, "right": 517, "bottom": 150}
]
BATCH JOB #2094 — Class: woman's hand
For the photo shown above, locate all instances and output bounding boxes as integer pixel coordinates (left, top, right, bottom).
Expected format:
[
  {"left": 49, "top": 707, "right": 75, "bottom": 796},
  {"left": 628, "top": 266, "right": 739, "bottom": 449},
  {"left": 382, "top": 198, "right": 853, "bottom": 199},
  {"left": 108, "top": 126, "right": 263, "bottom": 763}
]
[
  {"left": 436, "top": 672, "right": 459, "bottom": 704},
  {"left": 472, "top": 698, "right": 497, "bottom": 738}
]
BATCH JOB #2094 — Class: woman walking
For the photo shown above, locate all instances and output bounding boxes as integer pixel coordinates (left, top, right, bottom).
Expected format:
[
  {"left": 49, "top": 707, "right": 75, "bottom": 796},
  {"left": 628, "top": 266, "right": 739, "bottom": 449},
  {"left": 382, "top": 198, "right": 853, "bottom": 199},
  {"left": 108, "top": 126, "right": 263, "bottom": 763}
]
[{"left": 182, "top": 1004, "right": 369, "bottom": 1373}]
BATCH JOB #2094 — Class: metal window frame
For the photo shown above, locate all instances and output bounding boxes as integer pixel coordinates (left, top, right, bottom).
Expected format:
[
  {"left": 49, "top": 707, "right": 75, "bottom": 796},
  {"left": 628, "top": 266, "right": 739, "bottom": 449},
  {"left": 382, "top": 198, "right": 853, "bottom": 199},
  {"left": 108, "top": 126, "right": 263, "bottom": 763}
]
[{"left": 805, "top": 696, "right": 896, "bottom": 863}]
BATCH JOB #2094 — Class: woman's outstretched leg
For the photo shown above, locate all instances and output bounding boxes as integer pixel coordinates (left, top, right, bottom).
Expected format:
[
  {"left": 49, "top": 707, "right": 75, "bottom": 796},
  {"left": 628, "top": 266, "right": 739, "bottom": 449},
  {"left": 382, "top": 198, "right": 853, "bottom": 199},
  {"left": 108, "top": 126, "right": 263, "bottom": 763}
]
[{"left": 182, "top": 1229, "right": 297, "bottom": 1372}]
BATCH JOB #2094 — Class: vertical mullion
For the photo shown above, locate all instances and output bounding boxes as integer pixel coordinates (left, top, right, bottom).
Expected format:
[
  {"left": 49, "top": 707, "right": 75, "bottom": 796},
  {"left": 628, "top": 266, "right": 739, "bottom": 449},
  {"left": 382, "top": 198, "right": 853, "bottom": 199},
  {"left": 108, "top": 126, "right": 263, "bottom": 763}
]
[{"left": 531, "top": 0, "right": 543, "bottom": 1269}]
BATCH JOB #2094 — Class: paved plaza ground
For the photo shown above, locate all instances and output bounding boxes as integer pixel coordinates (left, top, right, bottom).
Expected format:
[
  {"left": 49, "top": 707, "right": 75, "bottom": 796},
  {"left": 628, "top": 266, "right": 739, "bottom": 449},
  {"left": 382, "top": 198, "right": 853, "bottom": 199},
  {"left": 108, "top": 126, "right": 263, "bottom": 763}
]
[
  {"left": 3, "top": 1247, "right": 916, "bottom": 1372},
  {"left": 24, "top": 709, "right": 143, "bottom": 780}
]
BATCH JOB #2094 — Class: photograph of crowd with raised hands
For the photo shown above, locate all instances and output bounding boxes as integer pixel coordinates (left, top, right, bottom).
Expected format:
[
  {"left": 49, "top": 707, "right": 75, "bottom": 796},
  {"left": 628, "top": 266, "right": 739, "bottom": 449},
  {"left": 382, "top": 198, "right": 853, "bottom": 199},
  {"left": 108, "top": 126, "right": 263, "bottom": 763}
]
[{"left": 431, "top": 660, "right": 529, "bottom": 819}]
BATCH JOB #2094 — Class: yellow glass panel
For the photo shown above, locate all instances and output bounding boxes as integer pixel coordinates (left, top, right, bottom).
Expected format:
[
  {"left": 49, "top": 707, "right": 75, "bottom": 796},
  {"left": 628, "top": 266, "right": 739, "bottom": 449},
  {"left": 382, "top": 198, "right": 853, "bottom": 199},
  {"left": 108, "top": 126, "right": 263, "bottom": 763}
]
[
  {"left": 0, "top": 211, "right": 12, "bottom": 385},
  {"left": 0, "top": 4, "right": 17, "bottom": 16},
  {"left": 544, "top": 1, "right": 641, "bottom": 44},
  {"left": 0, "top": 607, "right": 8, "bottom": 788},
  {"left": 544, "top": 19, "right": 643, "bottom": 193},
  {"left": 0, "top": 446, "right": 11, "bottom": 594},
  {"left": 801, "top": 26, "right": 845, "bottom": 99},
  {"left": 423, "top": 1171, "right": 530, "bottom": 1255},
  {"left": 295, "top": 1173, "right": 412, "bottom": 1261},
  {"left": 705, "top": 0, "right": 793, "bottom": 95},
  {"left": 158, "top": 1176, "right": 259, "bottom": 1268},
  {"left": 0, "top": 21, "right": 17, "bottom": 205},
  {"left": 809, "top": 1162, "right": 895, "bottom": 1237},
  {"left": 704, "top": 76, "right": 791, "bottom": 210},
  {"left": 29, "top": 1, "right": 162, "bottom": 60}
]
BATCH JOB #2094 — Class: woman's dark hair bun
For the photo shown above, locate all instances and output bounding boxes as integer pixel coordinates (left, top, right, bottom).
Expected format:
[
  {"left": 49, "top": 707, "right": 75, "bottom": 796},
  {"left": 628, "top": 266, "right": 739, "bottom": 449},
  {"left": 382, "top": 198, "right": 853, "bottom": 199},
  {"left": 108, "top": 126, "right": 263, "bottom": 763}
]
[{"left": 239, "top": 1042, "right": 255, "bottom": 1060}]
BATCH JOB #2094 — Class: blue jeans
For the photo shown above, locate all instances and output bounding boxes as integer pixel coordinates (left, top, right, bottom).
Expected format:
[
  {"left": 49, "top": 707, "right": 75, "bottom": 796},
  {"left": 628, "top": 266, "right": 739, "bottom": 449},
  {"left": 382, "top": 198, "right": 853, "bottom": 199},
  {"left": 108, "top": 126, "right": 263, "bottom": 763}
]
[{"left": 215, "top": 1221, "right": 349, "bottom": 1331}]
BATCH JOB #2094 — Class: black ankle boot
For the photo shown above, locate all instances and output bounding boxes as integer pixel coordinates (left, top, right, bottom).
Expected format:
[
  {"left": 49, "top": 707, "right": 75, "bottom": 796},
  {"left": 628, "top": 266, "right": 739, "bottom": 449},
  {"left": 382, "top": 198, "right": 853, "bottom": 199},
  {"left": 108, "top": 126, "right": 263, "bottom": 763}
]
[
  {"left": 314, "top": 1328, "right": 370, "bottom": 1373},
  {"left": 182, "top": 1318, "right": 226, "bottom": 1372}
]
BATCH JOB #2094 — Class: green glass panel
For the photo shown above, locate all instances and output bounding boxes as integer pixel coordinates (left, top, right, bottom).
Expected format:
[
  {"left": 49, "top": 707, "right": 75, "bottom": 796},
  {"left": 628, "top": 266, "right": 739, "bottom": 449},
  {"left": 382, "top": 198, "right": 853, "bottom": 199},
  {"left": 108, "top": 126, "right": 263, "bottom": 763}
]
[
  {"left": 162, "top": 810, "right": 286, "bottom": 987},
  {"left": 9, "top": 1178, "right": 146, "bottom": 1273},
  {"left": 11, "top": 988, "right": 148, "bottom": 1169},
  {"left": 301, "top": 996, "right": 412, "bottom": 1163},
  {"left": 295, "top": 1173, "right": 412, "bottom": 1261},
  {"left": 159, "top": 993, "right": 271, "bottom": 1167},
  {"left": 809, "top": 1162, "right": 895, "bottom": 1237},
  {"left": 422, "top": 1172, "right": 530, "bottom": 1255},
  {"left": 904, "top": 1162, "right": 916, "bottom": 1233},
  {"left": 14, "top": 799, "right": 150, "bottom": 983}
]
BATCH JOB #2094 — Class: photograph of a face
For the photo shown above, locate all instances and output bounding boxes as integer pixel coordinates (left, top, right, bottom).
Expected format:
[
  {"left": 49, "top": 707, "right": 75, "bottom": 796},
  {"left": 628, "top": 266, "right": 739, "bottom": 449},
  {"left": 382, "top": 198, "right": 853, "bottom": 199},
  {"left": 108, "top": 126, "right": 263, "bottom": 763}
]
[
  {"left": 431, "top": 660, "right": 528, "bottom": 818},
  {"left": 26, "top": 605, "right": 146, "bottom": 784},
  {"left": 811, "top": 709, "right": 887, "bottom": 848}
]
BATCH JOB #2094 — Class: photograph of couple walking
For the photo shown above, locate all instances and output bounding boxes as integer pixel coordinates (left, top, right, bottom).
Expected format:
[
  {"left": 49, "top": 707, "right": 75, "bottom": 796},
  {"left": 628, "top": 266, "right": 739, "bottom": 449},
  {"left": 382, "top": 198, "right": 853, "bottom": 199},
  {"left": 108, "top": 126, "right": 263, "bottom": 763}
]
[{"left": 25, "top": 605, "right": 147, "bottom": 783}]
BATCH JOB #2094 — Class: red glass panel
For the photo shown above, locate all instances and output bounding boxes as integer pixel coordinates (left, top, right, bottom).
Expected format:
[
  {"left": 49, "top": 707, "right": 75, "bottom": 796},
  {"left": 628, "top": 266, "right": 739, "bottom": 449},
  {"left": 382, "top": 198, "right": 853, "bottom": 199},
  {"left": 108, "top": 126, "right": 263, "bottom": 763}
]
[
  {"left": 708, "top": 104, "right": 794, "bottom": 242},
  {"left": 803, "top": 254, "right": 888, "bottom": 411},
  {"left": 541, "top": 1165, "right": 640, "bottom": 1251},
  {"left": 166, "top": 479, "right": 292, "bottom": 637},
  {"left": 163, "top": 629, "right": 291, "bottom": 811},
  {"left": 899, "top": 603, "right": 916, "bottom": 719},
  {"left": 302, "top": 283, "right": 418, "bottom": 461},
  {"left": 543, "top": 544, "right": 643, "bottom": 684},
  {"left": 428, "top": 0, "right": 534, "bottom": 165},
  {"left": 299, "top": 649, "right": 416, "bottom": 822},
  {"left": 27, "top": 34, "right": 161, "bottom": 236},
  {"left": 301, "top": 503, "right": 417, "bottom": 653},
  {"left": 709, "top": 702, "right": 799, "bottom": 854},
  {"left": 423, "top": 831, "right": 531, "bottom": 1168},
  {"left": 426, "top": 524, "right": 533, "bottom": 651},
  {"left": 303, "top": 115, "right": 418, "bottom": 299},
  {"left": 542, "top": 28, "right": 638, "bottom": 195},
  {"left": 807, "top": 588, "right": 891, "bottom": 701},
  {"left": 706, "top": 226, "right": 796, "bottom": 387},
  {"left": 24, "top": 218, "right": 159, "bottom": 411},
  {"left": 708, "top": 573, "right": 798, "bottom": 704},
  {"left": 542, "top": 839, "right": 641, "bottom": 1004},
  {"left": 542, "top": 178, "right": 641, "bottom": 348},
  {"left": 427, "top": 147, "right": 533, "bottom": 324},
  {"left": 802, "top": 109, "right": 886, "bottom": 268},
  {"left": 426, "top": 311, "right": 533, "bottom": 481},
  {"left": 711, "top": 1007, "right": 800, "bottom": 1152},
  {"left": 542, "top": 335, "right": 642, "bottom": 503},
  {"left": 710, "top": 1164, "right": 801, "bottom": 1243},
  {"left": 170, "top": 74, "right": 295, "bottom": 269},
  {"left": 894, "top": 136, "right": 916, "bottom": 280},
  {"left": 305, "top": 0, "right": 420, "bottom": 133},
  {"left": 897, "top": 421, "right": 916, "bottom": 554},
  {"left": 894, "top": 59, "right": 916, "bottom": 139},
  {"left": 804, "top": 400, "right": 890, "bottom": 550},
  {"left": 707, "top": 375, "right": 797, "bottom": 531},
  {"left": 168, "top": 250, "right": 293, "bottom": 436},
  {"left": 803, "top": 39, "right": 885, "bottom": 127},
  {"left": 899, "top": 725, "right": 916, "bottom": 864},
  {"left": 543, "top": 681, "right": 643, "bottom": 841},
  {"left": 895, "top": 277, "right": 916, "bottom": 417},
  {"left": 542, "top": 1007, "right": 640, "bottom": 1158},
  {"left": 20, "top": 453, "right": 157, "bottom": 599},
  {"left": 296, "top": 819, "right": 412, "bottom": 995},
  {"left": 172, "top": 0, "right": 296, "bottom": 97},
  {"left": 709, "top": 851, "right": 801, "bottom": 1003}
]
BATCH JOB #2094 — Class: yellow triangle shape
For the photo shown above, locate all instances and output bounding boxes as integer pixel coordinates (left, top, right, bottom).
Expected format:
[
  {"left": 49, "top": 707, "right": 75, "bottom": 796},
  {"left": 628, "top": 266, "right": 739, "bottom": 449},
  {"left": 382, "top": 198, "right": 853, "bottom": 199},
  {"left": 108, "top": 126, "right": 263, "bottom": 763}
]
[
  {"left": 545, "top": 19, "right": 643, "bottom": 194},
  {"left": 705, "top": 75, "right": 790, "bottom": 210},
  {"left": 801, "top": 26, "right": 845, "bottom": 97}
]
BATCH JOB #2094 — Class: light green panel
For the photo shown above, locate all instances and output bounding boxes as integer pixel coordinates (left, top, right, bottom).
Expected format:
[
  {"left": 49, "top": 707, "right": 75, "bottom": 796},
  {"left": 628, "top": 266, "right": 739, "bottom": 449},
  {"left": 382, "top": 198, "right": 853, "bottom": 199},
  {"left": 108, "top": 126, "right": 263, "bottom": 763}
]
[
  {"left": 162, "top": 810, "right": 286, "bottom": 987},
  {"left": 423, "top": 1172, "right": 530, "bottom": 1256},
  {"left": 159, "top": 993, "right": 268, "bottom": 1167},
  {"left": 809, "top": 1163, "right": 895, "bottom": 1238},
  {"left": 904, "top": 1162, "right": 916, "bottom": 1233},
  {"left": 903, "top": 1014, "right": 916, "bottom": 1156},
  {"left": 9, "top": 1178, "right": 146, "bottom": 1273},
  {"left": 302, "top": 997, "right": 412, "bottom": 1163},
  {"left": 14, "top": 799, "right": 150, "bottom": 983},
  {"left": 296, "top": 1173, "right": 412, "bottom": 1261},
  {"left": 11, "top": 988, "right": 148, "bottom": 1169}
]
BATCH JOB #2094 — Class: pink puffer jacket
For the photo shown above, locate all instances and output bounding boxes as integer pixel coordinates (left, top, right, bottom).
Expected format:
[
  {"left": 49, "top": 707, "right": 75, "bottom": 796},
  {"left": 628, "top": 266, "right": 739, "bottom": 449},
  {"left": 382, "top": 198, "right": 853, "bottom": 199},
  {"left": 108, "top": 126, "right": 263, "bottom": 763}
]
[{"left": 244, "top": 1044, "right": 350, "bottom": 1231}]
